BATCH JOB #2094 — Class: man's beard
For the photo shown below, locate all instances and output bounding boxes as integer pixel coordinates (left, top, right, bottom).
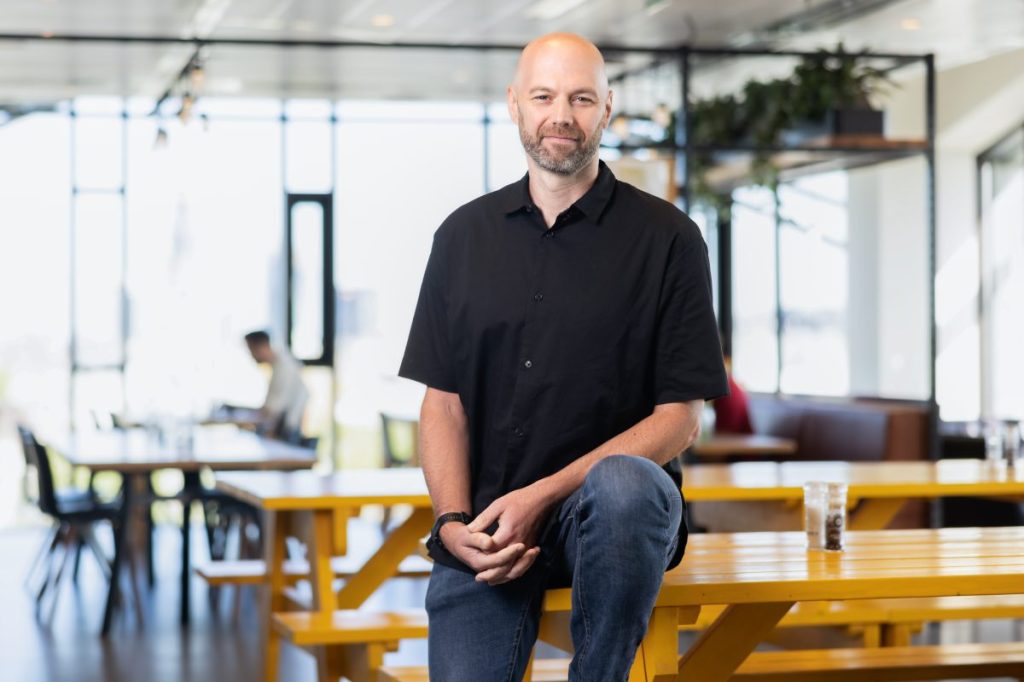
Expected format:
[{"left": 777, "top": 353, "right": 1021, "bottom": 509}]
[{"left": 518, "top": 119, "right": 602, "bottom": 176}]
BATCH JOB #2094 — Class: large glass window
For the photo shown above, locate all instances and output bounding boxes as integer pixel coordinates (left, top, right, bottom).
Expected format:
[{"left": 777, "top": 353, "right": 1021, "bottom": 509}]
[
  {"left": 73, "top": 193, "right": 125, "bottom": 368},
  {"left": 777, "top": 173, "right": 850, "bottom": 396},
  {"left": 731, "top": 165, "right": 929, "bottom": 401},
  {"left": 979, "top": 128, "right": 1024, "bottom": 420},
  {"left": 334, "top": 102, "right": 485, "bottom": 467},
  {"left": 125, "top": 112, "right": 284, "bottom": 419},
  {"left": 0, "top": 113, "right": 71, "bottom": 427},
  {"left": 731, "top": 186, "right": 780, "bottom": 392}
]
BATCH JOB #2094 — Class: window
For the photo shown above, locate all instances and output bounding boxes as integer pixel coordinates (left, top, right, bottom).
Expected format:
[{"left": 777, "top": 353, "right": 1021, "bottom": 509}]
[
  {"left": 731, "top": 186, "right": 780, "bottom": 392},
  {"left": 777, "top": 173, "right": 850, "bottom": 396},
  {"left": 125, "top": 112, "right": 284, "bottom": 418},
  {"left": 334, "top": 103, "right": 485, "bottom": 466},
  {"left": 287, "top": 195, "right": 332, "bottom": 364},
  {"left": 0, "top": 113, "right": 71, "bottom": 427},
  {"left": 979, "top": 128, "right": 1024, "bottom": 420}
]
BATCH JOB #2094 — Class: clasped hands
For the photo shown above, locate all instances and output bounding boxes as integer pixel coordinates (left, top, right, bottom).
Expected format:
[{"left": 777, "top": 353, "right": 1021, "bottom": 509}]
[{"left": 440, "top": 483, "right": 552, "bottom": 586}]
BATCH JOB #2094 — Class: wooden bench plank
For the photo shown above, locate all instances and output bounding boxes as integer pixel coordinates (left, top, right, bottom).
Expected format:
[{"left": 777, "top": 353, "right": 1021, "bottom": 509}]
[
  {"left": 378, "top": 659, "right": 570, "bottom": 682},
  {"left": 273, "top": 609, "right": 428, "bottom": 646},
  {"left": 734, "top": 642, "right": 1024, "bottom": 681},
  {"left": 194, "top": 555, "right": 433, "bottom": 586},
  {"left": 273, "top": 593, "right": 1024, "bottom": 650}
]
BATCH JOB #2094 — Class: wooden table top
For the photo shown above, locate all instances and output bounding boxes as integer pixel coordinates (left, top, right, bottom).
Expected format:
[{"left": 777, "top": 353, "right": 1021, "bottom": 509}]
[
  {"left": 681, "top": 459, "right": 1024, "bottom": 501},
  {"left": 690, "top": 434, "right": 797, "bottom": 458},
  {"left": 216, "top": 468, "right": 431, "bottom": 510},
  {"left": 43, "top": 425, "right": 318, "bottom": 473},
  {"left": 540, "top": 526, "right": 1024, "bottom": 614},
  {"left": 656, "top": 526, "right": 1024, "bottom": 606},
  {"left": 215, "top": 458, "right": 1024, "bottom": 511}
]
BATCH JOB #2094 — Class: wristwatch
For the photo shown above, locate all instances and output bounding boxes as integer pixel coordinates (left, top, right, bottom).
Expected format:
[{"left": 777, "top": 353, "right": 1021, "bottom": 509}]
[{"left": 430, "top": 511, "right": 472, "bottom": 550}]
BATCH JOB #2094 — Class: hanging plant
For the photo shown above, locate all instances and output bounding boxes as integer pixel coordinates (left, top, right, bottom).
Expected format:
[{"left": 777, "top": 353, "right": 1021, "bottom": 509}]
[{"left": 688, "top": 44, "right": 894, "bottom": 217}]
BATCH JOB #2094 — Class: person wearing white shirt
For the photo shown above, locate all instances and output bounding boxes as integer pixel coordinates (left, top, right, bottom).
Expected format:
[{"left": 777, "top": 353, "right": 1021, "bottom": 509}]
[{"left": 243, "top": 330, "right": 309, "bottom": 440}]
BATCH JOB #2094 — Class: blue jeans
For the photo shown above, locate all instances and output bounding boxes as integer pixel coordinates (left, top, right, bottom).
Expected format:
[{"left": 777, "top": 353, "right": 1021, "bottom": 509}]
[{"left": 425, "top": 455, "right": 684, "bottom": 681}]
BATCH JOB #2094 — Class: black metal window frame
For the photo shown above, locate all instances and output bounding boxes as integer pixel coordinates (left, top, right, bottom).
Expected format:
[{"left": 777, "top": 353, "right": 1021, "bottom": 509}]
[{"left": 285, "top": 192, "right": 335, "bottom": 367}]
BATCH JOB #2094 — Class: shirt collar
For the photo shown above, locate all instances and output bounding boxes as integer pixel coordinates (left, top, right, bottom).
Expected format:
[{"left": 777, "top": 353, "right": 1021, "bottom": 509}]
[{"left": 501, "top": 160, "right": 617, "bottom": 221}]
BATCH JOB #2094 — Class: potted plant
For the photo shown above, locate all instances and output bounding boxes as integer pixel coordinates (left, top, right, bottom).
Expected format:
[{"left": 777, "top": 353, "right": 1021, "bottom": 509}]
[{"left": 687, "top": 45, "right": 892, "bottom": 213}]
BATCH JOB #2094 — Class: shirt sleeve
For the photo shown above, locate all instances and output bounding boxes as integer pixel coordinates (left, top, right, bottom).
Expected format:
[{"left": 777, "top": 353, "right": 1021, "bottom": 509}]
[
  {"left": 398, "top": 231, "right": 458, "bottom": 393},
  {"left": 654, "top": 227, "right": 730, "bottom": 404}
]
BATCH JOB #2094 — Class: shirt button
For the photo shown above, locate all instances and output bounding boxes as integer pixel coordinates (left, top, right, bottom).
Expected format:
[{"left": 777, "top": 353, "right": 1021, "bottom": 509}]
[
  {"left": 543, "top": 230, "right": 554, "bottom": 238},
  {"left": 533, "top": 293, "right": 543, "bottom": 302},
  {"left": 523, "top": 360, "right": 533, "bottom": 369},
  {"left": 513, "top": 427, "right": 525, "bottom": 437}
]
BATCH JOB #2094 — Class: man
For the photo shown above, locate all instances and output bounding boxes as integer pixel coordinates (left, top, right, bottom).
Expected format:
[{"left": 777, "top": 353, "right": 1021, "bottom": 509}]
[
  {"left": 242, "top": 330, "right": 309, "bottom": 440},
  {"left": 399, "top": 33, "right": 727, "bottom": 680}
]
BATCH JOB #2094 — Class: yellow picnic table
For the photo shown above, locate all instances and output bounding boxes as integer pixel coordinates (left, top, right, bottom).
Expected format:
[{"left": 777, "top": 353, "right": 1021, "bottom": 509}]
[
  {"left": 215, "top": 468, "right": 432, "bottom": 682},
  {"left": 218, "top": 460, "right": 1024, "bottom": 681},
  {"left": 543, "top": 526, "right": 1024, "bottom": 682},
  {"left": 683, "top": 458, "right": 1024, "bottom": 530}
]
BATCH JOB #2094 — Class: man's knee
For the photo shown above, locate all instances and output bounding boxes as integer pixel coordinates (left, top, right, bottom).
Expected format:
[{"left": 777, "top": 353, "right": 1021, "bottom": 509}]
[{"left": 583, "top": 455, "right": 679, "bottom": 521}]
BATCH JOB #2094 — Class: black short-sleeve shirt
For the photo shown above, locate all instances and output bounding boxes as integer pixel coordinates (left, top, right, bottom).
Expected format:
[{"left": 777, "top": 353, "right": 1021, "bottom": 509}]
[{"left": 399, "top": 161, "right": 728, "bottom": 566}]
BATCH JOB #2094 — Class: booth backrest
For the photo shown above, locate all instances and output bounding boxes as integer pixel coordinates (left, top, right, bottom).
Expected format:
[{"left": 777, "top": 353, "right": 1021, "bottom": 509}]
[{"left": 748, "top": 394, "right": 930, "bottom": 463}]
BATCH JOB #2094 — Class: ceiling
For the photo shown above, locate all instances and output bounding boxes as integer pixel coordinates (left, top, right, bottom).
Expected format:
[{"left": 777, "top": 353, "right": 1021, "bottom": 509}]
[{"left": 0, "top": 0, "right": 1022, "bottom": 104}]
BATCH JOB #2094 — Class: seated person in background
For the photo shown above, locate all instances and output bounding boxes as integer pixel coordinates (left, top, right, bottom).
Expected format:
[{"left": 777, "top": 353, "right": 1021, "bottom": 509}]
[
  {"left": 712, "top": 355, "right": 753, "bottom": 434},
  {"left": 228, "top": 330, "right": 309, "bottom": 440}
]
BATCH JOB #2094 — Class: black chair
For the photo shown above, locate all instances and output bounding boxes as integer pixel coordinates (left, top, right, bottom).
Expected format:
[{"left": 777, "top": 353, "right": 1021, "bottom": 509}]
[
  {"left": 380, "top": 414, "right": 419, "bottom": 531},
  {"left": 381, "top": 413, "right": 419, "bottom": 469},
  {"left": 17, "top": 425, "right": 96, "bottom": 593},
  {"left": 18, "top": 426, "right": 123, "bottom": 624}
]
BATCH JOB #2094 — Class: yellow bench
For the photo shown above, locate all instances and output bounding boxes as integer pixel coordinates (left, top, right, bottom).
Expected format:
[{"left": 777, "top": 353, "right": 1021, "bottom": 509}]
[
  {"left": 377, "top": 659, "right": 570, "bottom": 682},
  {"left": 273, "top": 610, "right": 428, "bottom": 682},
  {"left": 378, "top": 642, "right": 1024, "bottom": 682},
  {"left": 273, "top": 595, "right": 1024, "bottom": 682},
  {"left": 733, "top": 641, "right": 1024, "bottom": 680},
  {"left": 195, "top": 555, "right": 432, "bottom": 617},
  {"left": 195, "top": 555, "right": 433, "bottom": 585}
]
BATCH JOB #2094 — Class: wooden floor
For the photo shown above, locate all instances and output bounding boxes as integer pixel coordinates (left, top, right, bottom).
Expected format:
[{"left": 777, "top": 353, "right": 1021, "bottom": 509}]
[{"left": 0, "top": 516, "right": 429, "bottom": 682}]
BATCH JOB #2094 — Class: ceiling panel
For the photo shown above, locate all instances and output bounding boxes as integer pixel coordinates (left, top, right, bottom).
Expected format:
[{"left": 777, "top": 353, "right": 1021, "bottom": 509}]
[{"left": 0, "top": 0, "right": 1022, "bottom": 104}]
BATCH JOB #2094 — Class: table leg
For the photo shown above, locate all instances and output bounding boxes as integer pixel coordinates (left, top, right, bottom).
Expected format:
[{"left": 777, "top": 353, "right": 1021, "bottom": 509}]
[
  {"left": 628, "top": 606, "right": 681, "bottom": 682},
  {"left": 102, "top": 472, "right": 135, "bottom": 636},
  {"left": 848, "top": 498, "right": 907, "bottom": 530},
  {"left": 307, "top": 509, "right": 336, "bottom": 612},
  {"left": 676, "top": 601, "right": 794, "bottom": 682},
  {"left": 180, "top": 470, "right": 202, "bottom": 626},
  {"left": 335, "top": 507, "right": 434, "bottom": 609},
  {"left": 263, "top": 510, "right": 292, "bottom": 682},
  {"left": 146, "top": 476, "right": 156, "bottom": 587}
]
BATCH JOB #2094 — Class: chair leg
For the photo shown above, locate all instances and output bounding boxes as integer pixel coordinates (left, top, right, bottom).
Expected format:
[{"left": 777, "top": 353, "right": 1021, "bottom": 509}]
[
  {"left": 24, "top": 523, "right": 61, "bottom": 594},
  {"left": 35, "top": 524, "right": 69, "bottom": 605},
  {"left": 44, "top": 526, "right": 79, "bottom": 624},
  {"left": 81, "top": 524, "right": 113, "bottom": 580},
  {"left": 146, "top": 501, "right": 156, "bottom": 587},
  {"left": 71, "top": 537, "right": 84, "bottom": 584}
]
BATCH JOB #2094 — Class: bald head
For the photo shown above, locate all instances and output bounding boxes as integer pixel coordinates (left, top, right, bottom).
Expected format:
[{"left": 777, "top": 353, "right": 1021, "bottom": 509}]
[
  {"left": 512, "top": 33, "right": 609, "bottom": 96},
  {"left": 508, "top": 33, "right": 613, "bottom": 177}
]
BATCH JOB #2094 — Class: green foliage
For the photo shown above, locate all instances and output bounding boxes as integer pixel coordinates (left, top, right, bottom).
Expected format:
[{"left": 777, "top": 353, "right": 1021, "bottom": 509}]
[{"left": 688, "top": 45, "right": 893, "bottom": 214}]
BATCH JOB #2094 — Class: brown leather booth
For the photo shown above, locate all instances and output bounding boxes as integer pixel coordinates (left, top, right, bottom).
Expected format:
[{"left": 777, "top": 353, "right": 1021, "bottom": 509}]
[{"left": 747, "top": 394, "right": 931, "bottom": 464}]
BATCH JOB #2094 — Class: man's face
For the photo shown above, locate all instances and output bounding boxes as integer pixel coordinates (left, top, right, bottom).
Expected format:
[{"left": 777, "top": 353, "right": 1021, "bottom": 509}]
[{"left": 508, "top": 41, "right": 612, "bottom": 176}]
